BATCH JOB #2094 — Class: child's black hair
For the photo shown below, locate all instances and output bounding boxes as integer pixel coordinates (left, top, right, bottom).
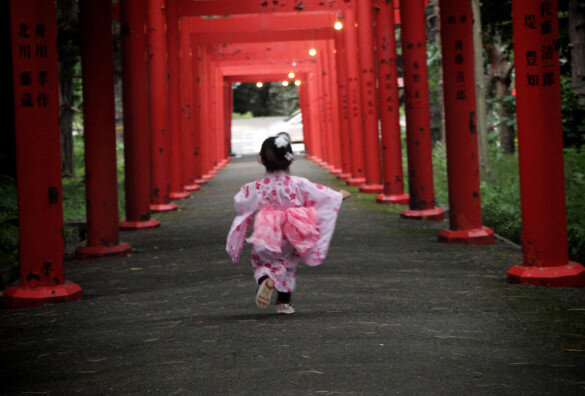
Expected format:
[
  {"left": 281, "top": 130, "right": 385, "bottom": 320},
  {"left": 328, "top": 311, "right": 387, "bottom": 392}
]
[{"left": 259, "top": 133, "right": 294, "bottom": 172}]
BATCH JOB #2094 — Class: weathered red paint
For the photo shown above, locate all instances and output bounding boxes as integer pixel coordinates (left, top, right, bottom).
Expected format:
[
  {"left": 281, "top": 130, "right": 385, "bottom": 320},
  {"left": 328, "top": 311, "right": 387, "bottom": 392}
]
[
  {"left": 374, "top": 0, "right": 409, "bottom": 205},
  {"left": 183, "top": 12, "right": 338, "bottom": 33},
  {"left": 75, "top": 0, "right": 131, "bottom": 260},
  {"left": 167, "top": 0, "right": 190, "bottom": 201},
  {"left": 147, "top": 0, "right": 178, "bottom": 212},
  {"left": 192, "top": 45, "right": 207, "bottom": 185},
  {"left": 356, "top": 0, "right": 383, "bottom": 194},
  {"left": 399, "top": 0, "right": 444, "bottom": 221},
  {"left": 179, "top": 24, "right": 200, "bottom": 193},
  {"left": 298, "top": 84, "right": 313, "bottom": 157},
  {"left": 334, "top": 28, "right": 353, "bottom": 181},
  {"left": 343, "top": 9, "right": 366, "bottom": 187},
  {"left": 316, "top": 49, "right": 333, "bottom": 169},
  {"left": 506, "top": 0, "right": 584, "bottom": 287},
  {"left": 119, "top": 0, "right": 161, "bottom": 231},
  {"left": 177, "top": 0, "right": 354, "bottom": 16},
  {"left": 4, "top": 0, "right": 82, "bottom": 308},
  {"left": 325, "top": 40, "right": 343, "bottom": 174},
  {"left": 436, "top": 0, "right": 494, "bottom": 244}
]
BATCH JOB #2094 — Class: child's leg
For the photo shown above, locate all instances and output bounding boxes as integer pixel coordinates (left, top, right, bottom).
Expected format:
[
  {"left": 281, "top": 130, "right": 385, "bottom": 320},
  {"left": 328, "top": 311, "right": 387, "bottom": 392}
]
[{"left": 276, "top": 291, "right": 291, "bottom": 304}]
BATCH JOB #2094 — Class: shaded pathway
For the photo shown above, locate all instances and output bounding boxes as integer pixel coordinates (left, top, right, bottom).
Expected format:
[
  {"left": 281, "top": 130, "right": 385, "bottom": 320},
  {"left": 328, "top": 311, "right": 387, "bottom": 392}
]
[{"left": 1, "top": 156, "right": 584, "bottom": 394}]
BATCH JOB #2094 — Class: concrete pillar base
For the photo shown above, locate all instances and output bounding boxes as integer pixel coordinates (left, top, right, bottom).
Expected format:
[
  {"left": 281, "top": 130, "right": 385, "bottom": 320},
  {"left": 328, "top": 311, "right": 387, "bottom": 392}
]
[
  {"left": 150, "top": 203, "right": 179, "bottom": 212},
  {"left": 195, "top": 178, "right": 209, "bottom": 185},
  {"left": 347, "top": 177, "right": 366, "bottom": 187},
  {"left": 507, "top": 262, "right": 585, "bottom": 288},
  {"left": 170, "top": 191, "right": 190, "bottom": 200},
  {"left": 359, "top": 184, "right": 384, "bottom": 194},
  {"left": 328, "top": 167, "right": 342, "bottom": 175},
  {"left": 75, "top": 242, "right": 131, "bottom": 261},
  {"left": 119, "top": 218, "right": 161, "bottom": 231},
  {"left": 376, "top": 193, "right": 410, "bottom": 205},
  {"left": 400, "top": 207, "right": 445, "bottom": 222},
  {"left": 337, "top": 173, "right": 352, "bottom": 181},
  {"left": 3, "top": 281, "right": 83, "bottom": 309},
  {"left": 202, "top": 174, "right": 214, "bottom": 180},
  {"left": 438, "top": 226, "right": 495, "bottom": 245},
  {"left": 184, "top": 184, "right": 201, "bottom": 192}
]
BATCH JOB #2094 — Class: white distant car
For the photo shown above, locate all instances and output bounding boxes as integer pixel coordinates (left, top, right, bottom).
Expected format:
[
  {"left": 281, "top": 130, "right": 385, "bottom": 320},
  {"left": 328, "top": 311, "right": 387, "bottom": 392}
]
[{"left": 268, "top": 110, "right": 304, "bottom": 144}]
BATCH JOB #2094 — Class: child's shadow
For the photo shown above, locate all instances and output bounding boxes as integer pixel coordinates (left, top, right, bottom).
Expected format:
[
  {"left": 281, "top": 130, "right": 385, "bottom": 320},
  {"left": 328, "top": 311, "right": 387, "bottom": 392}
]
[{"left": 221, "top": 309, "right": 351, "bottom": 323}]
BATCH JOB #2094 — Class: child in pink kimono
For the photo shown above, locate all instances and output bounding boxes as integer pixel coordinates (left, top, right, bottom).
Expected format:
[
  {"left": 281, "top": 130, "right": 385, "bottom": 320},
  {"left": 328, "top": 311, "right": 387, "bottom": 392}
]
[{"left": 226, "top": 134, "right": 350, "bottom": 314}]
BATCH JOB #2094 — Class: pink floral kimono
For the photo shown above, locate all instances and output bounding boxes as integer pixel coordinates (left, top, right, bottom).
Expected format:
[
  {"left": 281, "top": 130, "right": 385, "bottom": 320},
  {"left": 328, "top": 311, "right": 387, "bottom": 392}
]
[{"left": 226, "top": 171, "right": 343, "bottom": 293}]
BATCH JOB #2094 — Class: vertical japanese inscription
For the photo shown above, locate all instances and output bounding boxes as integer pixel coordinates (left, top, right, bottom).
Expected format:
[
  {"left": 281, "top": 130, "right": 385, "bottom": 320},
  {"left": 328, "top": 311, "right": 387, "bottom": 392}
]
[{"left": 523, "top": 1, "right": 558, "bottom": 89}]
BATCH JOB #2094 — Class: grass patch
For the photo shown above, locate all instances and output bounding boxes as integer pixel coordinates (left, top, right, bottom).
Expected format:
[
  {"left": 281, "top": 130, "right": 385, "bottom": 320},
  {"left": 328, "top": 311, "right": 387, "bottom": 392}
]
[{"left": 432, "top": 145, "right": 585, "bottom": 263}]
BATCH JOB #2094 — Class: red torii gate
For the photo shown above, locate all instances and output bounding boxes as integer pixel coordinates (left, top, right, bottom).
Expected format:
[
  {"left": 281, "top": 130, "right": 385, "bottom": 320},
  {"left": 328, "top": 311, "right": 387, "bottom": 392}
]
[
  {"left": 208, "top": 41, "right": 335, "bottom": 165},
  {"left": 182, "top": 21, "right": 348, "bottom": 181},
  {"left": 6, "top": 0, "right": 584, "bottom": 308}
]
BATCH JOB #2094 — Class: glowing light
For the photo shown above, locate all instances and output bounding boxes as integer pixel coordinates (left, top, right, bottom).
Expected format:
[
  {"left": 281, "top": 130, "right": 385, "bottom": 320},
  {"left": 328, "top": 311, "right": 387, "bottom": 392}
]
[
  {"left": 334, "top": 21, "right": 343, "bottom": 30},
  {"left": 288, "top": 72, "right": 295, "bottom": 79},
  {"left": 256, "top": 82, "right": 263, "bottom": 88},
  {"left": 308, "top": 48, "right": 317, "bottom": 56},
  {"left": 282, "top": 81, "right": 289, "bottom": 87},
  {"left": 294, "top": 80, "right": 301, "bottom": 86}
]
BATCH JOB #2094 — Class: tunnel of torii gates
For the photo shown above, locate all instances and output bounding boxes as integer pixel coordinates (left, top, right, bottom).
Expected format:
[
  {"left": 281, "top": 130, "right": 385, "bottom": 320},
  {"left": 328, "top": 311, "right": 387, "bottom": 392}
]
[{"left": 6, "top": 0, "right": 585, "bottom": 308}]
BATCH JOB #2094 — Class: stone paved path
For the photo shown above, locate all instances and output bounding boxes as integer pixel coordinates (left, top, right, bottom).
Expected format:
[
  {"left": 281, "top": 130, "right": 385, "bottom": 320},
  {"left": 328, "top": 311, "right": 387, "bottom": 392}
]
[{"left": 1, "top": 156, "right": 584, "bottom": 395}]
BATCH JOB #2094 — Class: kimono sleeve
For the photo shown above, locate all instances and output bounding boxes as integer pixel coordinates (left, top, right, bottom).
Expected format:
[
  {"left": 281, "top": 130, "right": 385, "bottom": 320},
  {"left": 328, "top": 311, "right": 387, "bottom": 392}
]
[
  {"left": 296, "top": 178, "right": 343, "bottom": 266},
  {"left": 226, "top": 182, "right": 258, "bottom": 264}
]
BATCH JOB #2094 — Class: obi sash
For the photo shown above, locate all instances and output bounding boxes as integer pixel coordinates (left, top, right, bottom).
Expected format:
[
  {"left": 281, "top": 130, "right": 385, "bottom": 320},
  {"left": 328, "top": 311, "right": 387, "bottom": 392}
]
[{"left": 246, "top": 206, "right": 319, "bottom": 255}]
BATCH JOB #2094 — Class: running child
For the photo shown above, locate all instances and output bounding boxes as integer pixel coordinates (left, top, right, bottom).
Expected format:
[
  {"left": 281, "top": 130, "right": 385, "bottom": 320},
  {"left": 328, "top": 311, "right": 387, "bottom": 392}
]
[{"left": 226, "top": 134, "right": 350, "bottom": 314}]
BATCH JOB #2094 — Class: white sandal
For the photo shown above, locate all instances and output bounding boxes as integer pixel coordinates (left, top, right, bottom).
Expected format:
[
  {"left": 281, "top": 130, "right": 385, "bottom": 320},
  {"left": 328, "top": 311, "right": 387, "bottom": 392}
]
[
  {"left": 276, "top": 303, "right": 295, "bottom": 314},
  {"left": 255, "top": 278, "right": 275, "bottom": 308}
]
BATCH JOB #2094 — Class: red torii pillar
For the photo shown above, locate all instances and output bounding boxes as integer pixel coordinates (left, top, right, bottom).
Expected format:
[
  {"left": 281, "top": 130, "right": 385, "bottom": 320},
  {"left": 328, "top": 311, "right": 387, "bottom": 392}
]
[
  {"left": 298, "top": 84, "right": 313, "bottom": 157},
  {"left": 507, "top": 0, "right": 585, "bottom": 287},
  {"left": 119, "top": 0, "right": 161, "bottom": 230},
  {"left": 4, "top": 0, "right": 83, "bottom": 308},
  {"left": 167, "top": 0, "right": 190, "bottom": 201},
  {"left": 75, "top": 0, "right": 131, "bottom": 260},
  {"left": 199, "top": 51, "right": 215, "bottom": 181},
  {"left": 334, "top": 26, "right": 353, "bottom": 181},
  {"left": 344, "top": 9, "right": 367, "bottom": 187},
  {"left": 308, "top": 69, "right": 324, "bottom": 162},
  {"left": 192, "top": 45, "right": 208, "bottom": 185},
  {"left": 375, "top": 0, "right": 409, "bottom": 205},
  {"left": 319, "top": 45, "right": 337, "bottom": 172},
  {"left": 147, "top": 0, "right": 177, "bottom": 212},
  {"left": 314, "top": 48, "right": 330, "bottom": 167},
  {"left": 178, "top": 24, "right": 200, "bottom": 193},
  {"left": 399, "top": 0, "right": 445, "bottom": 221},
  {"left": 437, "top": 0, "right": 494, "bottom": 244},
  {"left": 356, "top": 0, "right": 383, "bottom": 194},
  {"left": 325, "top": 39, "right": 343, "bottom": 174}
]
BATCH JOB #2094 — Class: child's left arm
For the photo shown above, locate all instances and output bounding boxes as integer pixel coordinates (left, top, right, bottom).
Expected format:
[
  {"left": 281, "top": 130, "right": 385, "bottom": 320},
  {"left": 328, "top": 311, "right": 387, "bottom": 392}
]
[{"left": 226, "top": 182, "right": 258, "bottom": 265}]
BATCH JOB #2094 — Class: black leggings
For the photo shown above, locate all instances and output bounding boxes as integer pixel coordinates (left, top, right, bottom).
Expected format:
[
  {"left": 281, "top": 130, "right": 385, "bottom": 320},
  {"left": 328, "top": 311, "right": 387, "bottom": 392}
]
[{"left": 258, "top": 275, "right": 291, "bottom": 304}]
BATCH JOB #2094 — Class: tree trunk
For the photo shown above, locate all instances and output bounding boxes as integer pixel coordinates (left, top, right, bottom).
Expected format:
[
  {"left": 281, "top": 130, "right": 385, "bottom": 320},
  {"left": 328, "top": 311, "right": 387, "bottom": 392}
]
[
  {"left": 486, "top": 34, "right": 515, "bottom": 154},
  {"left": 428, "top": 0, "right": 446, "bottom": 145},
  {"left": 57, "top": 0, "right": 78, "bottom": 177},
  {"left": 472, "top": 0, "right": 489, "bottom": 175},
  {"left": 569, "top": 0, "right": 585, "bottom": 102}
]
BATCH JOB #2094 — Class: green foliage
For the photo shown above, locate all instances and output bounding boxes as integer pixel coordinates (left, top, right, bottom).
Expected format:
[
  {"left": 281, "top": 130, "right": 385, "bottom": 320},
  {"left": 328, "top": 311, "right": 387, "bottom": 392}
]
[
  {"left": 433, "top": 145, "right": 585, "bottom": 263},
  {"left": 233, "top": 82, "right": 299, "bottom": 117},
  {"left": 561, "top": 77, "right": 585, "bottom": 147},
  {"left": 486, "top": 94, "right": 517, "bottom": 128},
  {"left": 232, "top": 111, "right": 254, "bottom": 119},
  {"left": 564, "top": 147, "right": 585, "bottom": 261},
  {"left": 0, "top": 176, "right": 18, "bottom": 274}
]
